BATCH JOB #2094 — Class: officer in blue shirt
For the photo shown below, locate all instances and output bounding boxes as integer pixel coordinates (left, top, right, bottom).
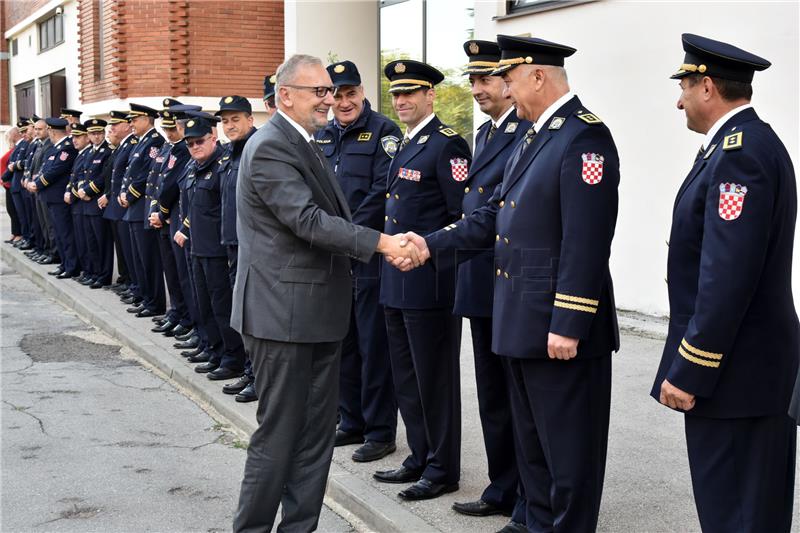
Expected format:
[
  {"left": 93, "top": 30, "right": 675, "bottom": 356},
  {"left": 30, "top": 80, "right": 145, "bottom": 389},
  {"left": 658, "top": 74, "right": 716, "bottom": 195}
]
[
  {"left": 448, "top": 40, "right": 529, "bottom": 530},
  {"left": 103, "top": 111, "right": 136, "bottom": 294},
  {"left": 398, "top": 36, "right": 621, "bottom": 529},
  {"left": 651, "top": 34, "right": 798, "bottom": 533},
  {"left": 148, "top": 103, "right": 194, "bottom": 339},
  {"left": 79, "top": 118, "right": 114, "bottom": 288},
  {"left": 31, "top": 117, "right": 80, "bottom": 278},
  {"left": 64, "top": 122, "right": 92, "bottom": 283},
  {"left": 182, "top": 111, "right": 246, "bottom": 381},
  {"left": 372, "top": 59, "right": 471, "bottom": 501},
  {"left": 315, "top": 60, "right": 401, "bottom": 461},
  {"left": 215, "top": 95, "right": 258, "bottom": 400},
  {"left": 121, "top": 103, "right": 166, "bottom": 318}
]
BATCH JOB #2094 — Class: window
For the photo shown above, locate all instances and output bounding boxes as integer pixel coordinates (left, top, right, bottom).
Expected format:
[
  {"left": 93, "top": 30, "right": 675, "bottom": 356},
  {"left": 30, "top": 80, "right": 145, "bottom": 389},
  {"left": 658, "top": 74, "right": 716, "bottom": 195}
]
[
  {"left": 39, "top": 70, "right": 66, "bottom": 117},
  {"left": 11, "top": 38, "right": 18, "bottom": 56},
  {"left": 507, "top": 0, "right": 593, "bottom": 16},
  {"left": 38, "top": 11, "right": 64, "bottom": 52}
]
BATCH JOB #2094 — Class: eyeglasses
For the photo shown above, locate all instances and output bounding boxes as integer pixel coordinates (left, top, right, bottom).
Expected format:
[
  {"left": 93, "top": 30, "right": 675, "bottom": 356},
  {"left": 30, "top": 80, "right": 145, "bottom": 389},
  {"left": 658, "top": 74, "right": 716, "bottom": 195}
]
[
  {"left": 186, "top": 135, "right": 211, "bottom": 149},
  {"left": 282, "top": 85, "right": 335, "bottom": 98}
]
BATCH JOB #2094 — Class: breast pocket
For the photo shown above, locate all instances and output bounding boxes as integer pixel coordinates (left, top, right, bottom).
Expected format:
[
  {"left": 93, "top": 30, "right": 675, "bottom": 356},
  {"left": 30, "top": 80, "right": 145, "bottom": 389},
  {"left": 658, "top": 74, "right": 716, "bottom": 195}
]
[{"left": 193, "top": 179, "right": 219, "bottom": 207}]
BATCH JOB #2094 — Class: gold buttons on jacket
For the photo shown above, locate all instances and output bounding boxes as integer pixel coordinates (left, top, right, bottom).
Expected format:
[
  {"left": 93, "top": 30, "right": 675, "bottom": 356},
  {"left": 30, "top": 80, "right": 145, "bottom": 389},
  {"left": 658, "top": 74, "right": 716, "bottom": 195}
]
[
  {"left": 385, "top": 193, "right": 390, "bottom": 199},
  {"left": 496, "top": 268, "right": 501, "bottom": 276},
  {"left": 496, "top": 234, "right": 500, "bottom": 241},
  {"left": 499, "top": 200, "right": 505, "bottom": 208},
  {"left": 394, "top": 193, "right": 400, "bottom": 199},
  {"left": 478, "top": 186, "right": 484, "bottom": 194},
  {"left": 392, "top": 218, "right": 398, "bottom": 224},
  {"left": 503, "top": 237, "right": 509, "bottom": 244},
  {"left": 385, "top": 215, "right": 389, "bottom": 221},
  {"left": 504, "top": 272, "right": 509, "bottom": 279},
  {"left": 464, "top": 187, "right": 470, "bottom": 193},
  {"left": 511, "top": 201, "right": 516, "bottom": 208}
]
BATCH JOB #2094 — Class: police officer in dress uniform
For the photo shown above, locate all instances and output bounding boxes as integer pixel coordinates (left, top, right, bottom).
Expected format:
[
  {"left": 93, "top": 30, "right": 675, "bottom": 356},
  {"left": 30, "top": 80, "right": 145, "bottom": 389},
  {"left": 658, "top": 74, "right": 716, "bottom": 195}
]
[
  {"left": 372, "top": 60, "right": 471, "bottom": 501},
  {"left": 64, "top": 122, "right": 91, "bottom": 283},
  {"left": 148, "top": 101, "right": 193, "bottom": 339},
  {"left": 315, "top": 60, "right": 401, "bottom": 461},
  {"left": 60, "top": 108, "right": 83, "bottom": 132},
  {"left": 216, "top": 95, "right": 259, "bottom": 401},
  {"left": 79, "top": 118, "right": 114, "bottom": 288},
  {"left": 398, "top": 36, "right": 621, "bottom": 530},
  {"left": 650, "top": 34, "right": 798, "bottom": 533},
  {"left": 263, "top": 74, "right": 277, "bottom": 119},
  {"left": 103, "top": 111, "right": 136, "bottom": 293},
  {"left": 31, "top": 117, "right": 81, "bottom": 278},
  {"left": 9, "top": 119, "right": 33, "bottom": 250},
  {"left": 449, "top": 40, "right": 529, "bottom": 531},
  {"left": 27, "top": 118, "right": 58, "bottom": 269},
  {"left": 181, "top": 111, "right": 246, "bottom": 381},
  {"left": 121, "top": 103, "right": 166, "bottom": 318}
]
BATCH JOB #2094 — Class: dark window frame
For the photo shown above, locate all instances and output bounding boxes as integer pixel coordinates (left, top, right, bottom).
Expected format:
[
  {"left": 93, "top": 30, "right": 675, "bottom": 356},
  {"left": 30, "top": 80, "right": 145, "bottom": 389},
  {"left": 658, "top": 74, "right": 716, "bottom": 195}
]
[
  {"left": 500, "top": 0, "right": 595, "bottom": 19},
  {"left": 38, "top": 11, "right": 64, "bottom": 53}
]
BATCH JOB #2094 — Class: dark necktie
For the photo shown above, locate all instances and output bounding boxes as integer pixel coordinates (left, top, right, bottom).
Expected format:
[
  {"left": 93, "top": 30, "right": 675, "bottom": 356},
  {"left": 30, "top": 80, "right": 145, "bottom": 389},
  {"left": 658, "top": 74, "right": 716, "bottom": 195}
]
[
  {"left": 486, "top": 123, "right": 497, "bottom": 142},
  {"left": 308, "top": 139, "right": 325, "bottom": 167},
  {"left": 398, "top": 136, "right": 410, "bottom": 153},
  {"left": 695, "top": 145, "right": 705, "bottom": 162},
  {"left": 508, "top": 127, "right": 537, "bottom": 171}
]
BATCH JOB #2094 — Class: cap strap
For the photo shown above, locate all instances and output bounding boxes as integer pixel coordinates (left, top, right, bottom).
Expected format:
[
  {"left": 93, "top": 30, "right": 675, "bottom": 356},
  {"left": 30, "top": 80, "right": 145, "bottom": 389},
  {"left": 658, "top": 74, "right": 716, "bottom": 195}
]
[
  {"left": 389, "top": 78, "right": 433, "bottom": 88},
  {"left": 679, "top": 63, "right": 708, "bottom": 74},
  {"left": 467, "top": 60, "right": 499, "bottom": 67}
]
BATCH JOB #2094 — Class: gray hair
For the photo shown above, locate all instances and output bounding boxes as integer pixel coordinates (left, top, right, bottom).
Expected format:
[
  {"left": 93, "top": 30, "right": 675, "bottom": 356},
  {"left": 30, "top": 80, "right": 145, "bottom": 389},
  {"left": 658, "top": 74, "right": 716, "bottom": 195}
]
[
  {"left": 6, "top": 126, "right": 19, "bottom": 142},
  {"left": 275, "top": 54, "right": 324, "bottom": 104}
]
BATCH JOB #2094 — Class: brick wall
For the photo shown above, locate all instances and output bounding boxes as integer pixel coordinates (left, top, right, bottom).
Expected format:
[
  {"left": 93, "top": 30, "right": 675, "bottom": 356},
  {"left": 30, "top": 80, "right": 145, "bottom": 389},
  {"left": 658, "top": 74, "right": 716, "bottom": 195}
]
[
  {"left": 3, "top": 0, "right": 52, "bottom": 29},
  {"left": 78, "top": 0, "right": 284, "bottom": 104}
]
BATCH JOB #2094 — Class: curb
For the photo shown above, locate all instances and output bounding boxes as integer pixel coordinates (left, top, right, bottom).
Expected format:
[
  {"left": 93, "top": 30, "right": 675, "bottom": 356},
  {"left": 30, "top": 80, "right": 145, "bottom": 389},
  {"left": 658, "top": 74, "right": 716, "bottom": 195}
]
[{"left": 1, "top": 244, "right": 436, "bottom": 533}]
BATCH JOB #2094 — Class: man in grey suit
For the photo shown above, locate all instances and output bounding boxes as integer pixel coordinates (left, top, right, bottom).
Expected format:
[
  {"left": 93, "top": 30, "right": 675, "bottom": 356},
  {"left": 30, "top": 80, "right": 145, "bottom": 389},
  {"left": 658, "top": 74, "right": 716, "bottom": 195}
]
[{"left": 232, "top": 54, "right": 420, "bottom": 532}]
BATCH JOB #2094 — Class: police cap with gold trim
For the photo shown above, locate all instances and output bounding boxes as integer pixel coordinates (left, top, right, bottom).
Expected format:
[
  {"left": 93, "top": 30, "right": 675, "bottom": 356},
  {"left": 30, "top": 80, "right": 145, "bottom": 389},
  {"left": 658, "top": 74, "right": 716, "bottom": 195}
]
[
  {"left": 159, "top": 110, "right": 178, "bottom": 129},
  {"left": 45, "top": 117, "right": 69, "bottom": 130},
  {"left": 108, "top": 110, "right": 130, "bottom": 124},
  {"left": 263, "top": 74, "right": 277, "bottom": 100},
  {"left": 215, "top": 95, "right": 251, "bottom": 116},
  {"left": 16, "top": 117, "right": 28, "bottom": 129},
  {"left": 60, "top": 108, "right": 83, "bottom": 119},
  {"left": 492, "top": 35, "right": 576, "bottom": 75},
  {"left": 84, "top": 118, "right": 107, "bottom": 132},
  {"left": 327, "top": 60, "right": 361, "bottom": 87},
  {"left": 166, "top": 104, "right": 203, "bottom": 120},
  {"left": 384, "top": 60, "right": 444, "bottom": 94},
  {"left": 162, "top": 98, "right": 184, "bottom": 109},
  {"left": 670, "top": 33, "right": 770, "bottom": 83},
  {"left": 70, "top": 122, "right": 88, "bottom": 136},
  {"left": 127, "top": 103, "right": 159, "bottom": 119},
  {"left": 463, "top": 40, "right": 501, "bottom": 75},
  {"left": 183, "top": 110, "right": 220, "bottom": 138}
]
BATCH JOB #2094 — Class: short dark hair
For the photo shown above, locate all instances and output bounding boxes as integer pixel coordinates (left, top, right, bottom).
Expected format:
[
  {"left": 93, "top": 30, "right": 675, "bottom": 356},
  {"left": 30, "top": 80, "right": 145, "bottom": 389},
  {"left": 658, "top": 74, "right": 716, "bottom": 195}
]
[{"left": 685, "top": 73, "right": 753, "bottom": 102}]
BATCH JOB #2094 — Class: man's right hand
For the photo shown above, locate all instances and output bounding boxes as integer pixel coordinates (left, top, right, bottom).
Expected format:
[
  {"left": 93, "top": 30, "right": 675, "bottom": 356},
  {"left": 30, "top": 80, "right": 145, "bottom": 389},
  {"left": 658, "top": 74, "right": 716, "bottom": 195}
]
[
  {"left": 174, "top": 231, "right": 187, "bottom": 248},
  {"left": 377, "top": 233, "right": 423, "bottom": 270},
  {"left": 385, "top": 231, "right": 430, "bottom": 271},
  {"left": 63, "top": 192, "right": 72, "bottom": 204},
  {"left": 98, "top": 195, "right": 108, "bottom": 209}
]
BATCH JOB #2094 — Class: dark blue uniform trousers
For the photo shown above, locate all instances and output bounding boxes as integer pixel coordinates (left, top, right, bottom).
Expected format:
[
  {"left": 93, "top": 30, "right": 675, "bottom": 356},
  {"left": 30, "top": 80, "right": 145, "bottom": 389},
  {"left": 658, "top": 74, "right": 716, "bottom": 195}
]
[
  {"left": 339, "top": 272, "right": 397, "bottom": 443},
  {"left": 71, "top": 210, "right": 88, "bottom": 274},
  {"left": 130, "top": 223, "right": 165, "bottom": 313},
  {"left": 227, "top": 245, "right": 252, "bottom": 379},
  {"left": 86, "top": 215, "right": 113, "bottom": 284},
  {"left": 119, "top": 220, "right": 139, "bottom": 294},
  {"left": 11, "top": 191, "right": 29, "bottom": 240},
  {"left": 107, "top": 219, "right": 129, "bottom": 283},
  {"left": 191, "top": 255, "right": 244, "bottom": 371},
  {"left": 47, "top": 202, "right": 78, "bottom": 274},
  {"left": 158, "top": 230, "right": 189, "bottom": 326},
  {"left": 685, "top": 413, "right": 796, "bottom": 533},
  {"left": 183, "top": 242, "right": 206, "bottom": 348},
  {"left": 504, "top": 354, "right": 611, "bottom": 533},
  {"left": 385, "top": 307, "right": 461, "bottom": 484},
  {"left": 471, "top": 317, "right": 526, "bottom": 522}
]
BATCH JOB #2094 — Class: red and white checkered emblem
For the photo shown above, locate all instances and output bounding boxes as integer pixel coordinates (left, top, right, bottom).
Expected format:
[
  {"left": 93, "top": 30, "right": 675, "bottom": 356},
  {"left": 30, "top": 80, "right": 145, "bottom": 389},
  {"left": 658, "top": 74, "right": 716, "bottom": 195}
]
[
  {"left": 718, "top": 182, "right": 747, "bottom": 221},
  {"left": 149, "top": 147, "right": 159, "bottom": 159},
  {"left": 167, "top": 155, "right": 176, "bottom": 169},
  {"left": 450, "top": 158, "right": 469, "bottom": 182},
  {"left": 581, "top": 153, "right": 604, "bottom": 185},
  {"left": 59, "top": 151, "right": 68, "bottom": 161}
]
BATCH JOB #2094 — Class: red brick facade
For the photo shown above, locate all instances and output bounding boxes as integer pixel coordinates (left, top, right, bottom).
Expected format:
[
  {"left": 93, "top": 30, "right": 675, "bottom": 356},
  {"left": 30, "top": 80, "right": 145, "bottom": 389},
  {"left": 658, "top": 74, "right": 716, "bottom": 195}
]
[{"left": 77, "top": 0, "right": 285, "bottom": 103}]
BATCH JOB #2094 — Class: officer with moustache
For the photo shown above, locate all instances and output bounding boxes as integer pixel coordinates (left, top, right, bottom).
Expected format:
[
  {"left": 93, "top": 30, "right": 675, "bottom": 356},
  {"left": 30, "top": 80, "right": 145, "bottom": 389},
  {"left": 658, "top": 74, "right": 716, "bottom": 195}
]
[
  {"left": 449, "top": 40, "right": 529, "bottom": 532},
  {"left": 373, "top": 60, "right": 471, "bottom": 501},
  {"left": 79, "top": 118, "right": 114, "bottom": 288},
  {"left": 315, "top": 60, "right": 402, "bottom": 461},
  {"left": 216, "top": 95, "right": 259, "bottom": 401},
  {"left": 120, "top": 103, "right": 165, "bottom": 318},
  {"left": 651, "top": 34, "right": 798, "bottom": 532}
]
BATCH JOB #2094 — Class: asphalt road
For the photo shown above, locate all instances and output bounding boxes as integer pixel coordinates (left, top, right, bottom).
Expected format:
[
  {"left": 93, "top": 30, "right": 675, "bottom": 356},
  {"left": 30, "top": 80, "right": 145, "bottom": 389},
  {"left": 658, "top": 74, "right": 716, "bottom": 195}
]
[{"left": 0, "top": 262, "right": 354, "bottom": 533}]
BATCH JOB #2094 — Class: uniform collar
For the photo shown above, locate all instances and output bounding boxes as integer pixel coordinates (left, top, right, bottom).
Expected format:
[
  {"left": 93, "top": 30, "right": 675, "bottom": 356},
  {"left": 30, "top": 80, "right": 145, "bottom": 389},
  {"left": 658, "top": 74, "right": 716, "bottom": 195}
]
[
  {"left": 333, "top": 99, "right": 373, "bottom": 133},
  {"left": 53, "top": 136, "right": 69, "bottom": 148},
  {"left": 491, "top": 105, "right": 515, "bottom": 129},
  {"left": 277, "top": 110, "right": 314, "bottom": 142},
  {"left": 121, "top": 132, "right": 135, "bottom": 145},
  {"left": 140, "top": 127, "right": 156, "bottom": 139},
  {"left": 702, "top": 103, "right": 753, "bottom": 150},
  {"left": 533, "top": 91, "right": 575, "bottom": 134},
  {"left": 405, "top": 112, "right": 436, "bottom": 140},
  {"left": 78, "top": 145, "right": 91, "bottom": 155}
]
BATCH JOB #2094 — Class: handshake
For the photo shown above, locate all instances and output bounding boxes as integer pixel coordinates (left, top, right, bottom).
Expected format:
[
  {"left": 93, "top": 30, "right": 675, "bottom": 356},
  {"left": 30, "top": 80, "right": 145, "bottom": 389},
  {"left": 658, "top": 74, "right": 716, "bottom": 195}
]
[{"left": 377, "top": 232, "right": 430, "bottom": 272}]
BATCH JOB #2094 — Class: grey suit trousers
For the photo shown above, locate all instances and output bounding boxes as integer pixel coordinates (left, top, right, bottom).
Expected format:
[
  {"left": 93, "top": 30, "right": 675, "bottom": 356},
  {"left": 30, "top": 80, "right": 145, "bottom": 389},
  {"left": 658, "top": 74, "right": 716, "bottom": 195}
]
[{"left": 234, "top": 335, "right": 341, "bottom": 533}]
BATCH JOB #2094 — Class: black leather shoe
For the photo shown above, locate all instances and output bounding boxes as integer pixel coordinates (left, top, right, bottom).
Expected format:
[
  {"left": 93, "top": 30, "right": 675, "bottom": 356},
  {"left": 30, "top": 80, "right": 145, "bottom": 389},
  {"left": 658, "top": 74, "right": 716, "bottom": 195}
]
[
  {"left": 352, "top": 441, "right": 396, "bottom": 462},
  {"left": 207, "top": 367, "right": 244, "bottom": 381},
  {"left": 335, "top": 429, "right": 365, "bottom": 447},
  {"left": 398, "top": 479, "right": 459, "bottom": 501},
  {"left": 166, "top": 324, "right": 191, "bottom": 338},
  {"left": 235, "top": 382, "right": 258, "bottom": 402},
  {"left": 151, "top": 320, "right": 176, "bottom": 333},
  {"left": 194, "top": 361, "right": 219, "bottom": 374},
  {"left": 452, "top": 500, "right": 510, "bottom": 517},
  {"left": 126, "top": 304, "right": 144, "bottom": 313},
  {"left": 496, "top": 521, "right": 527, "bottom": 533},
  {"left": 80, "top": 277, "right": 95, "bottom": 286},
  {"left": 18, "top": 241, "right": 33, "bottom": 250},
  {"left": 222, "top": 375, "right": 252, "bottom": 394},
  {"left": 56, "top": 271, "right": 78, "bottom": 279},
  {"left": 180, "top": 345, "right": 204, "bottom": 358},
  {"left": 152, "top": 315, "right": 167, "bottom": 324},
  {"left": 175, "top": 328, "right": 196, "bottom": 341},
  {"left": 373, "top": 466, "right": 423, "bottom": 484},
  {"left": 120, "top": 295, "right": 139, "bottom": 305},
  {"left": 174, "top": 335, "right": 200, "bottom": 349},
  {"left": 47, "top": 267, "right": 64, "bottom": 276},
  {"left": 90, "top": 281, "right": 105, "bottom": 289},
  {"left": 187, "top": 351, "right": 212, "bottom": 363},
  {"left": 136, "top": 309, "right": 159, "bottom": 318},
  {"left": 38, "top": 255, "right": 57, "bottom": 265}
]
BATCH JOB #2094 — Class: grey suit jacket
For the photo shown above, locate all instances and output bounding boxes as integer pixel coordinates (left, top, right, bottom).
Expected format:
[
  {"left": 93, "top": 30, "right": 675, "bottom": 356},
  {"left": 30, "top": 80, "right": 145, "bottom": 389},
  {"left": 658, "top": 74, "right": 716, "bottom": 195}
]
[
  {"left": 790, "top": 368, "right": 800, "bottom": 425},
  {"left": 232, "top": 113, "right": 380, "bottom": 343}
]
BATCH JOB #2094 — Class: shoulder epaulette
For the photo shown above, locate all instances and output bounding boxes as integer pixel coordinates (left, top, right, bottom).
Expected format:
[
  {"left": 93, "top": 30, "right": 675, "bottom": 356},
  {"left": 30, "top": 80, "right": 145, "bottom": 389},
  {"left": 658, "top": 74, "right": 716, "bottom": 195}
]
[
  {"left": 131, "top": 139, "right": 138, "bottom": 144},
  {"left": 438, "top": 127, "right": 458, "bottom": 137},
  {"left": 151, "top": 132, "right": 159, "bottom": 139},
  {"left": 575, "top": 111, "right": 603, "bottom": 125},
  {"left": 722, "top": 131, "right": 743, "bottom": 151}
]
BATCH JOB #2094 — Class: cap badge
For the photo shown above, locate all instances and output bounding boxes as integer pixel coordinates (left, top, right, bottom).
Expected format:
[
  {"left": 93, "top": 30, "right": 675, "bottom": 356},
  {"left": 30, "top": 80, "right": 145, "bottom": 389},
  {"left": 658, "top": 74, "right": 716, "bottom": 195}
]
[
  {"left": 269, "top": 75, "right": 276, "bottom": 84},
  {"left": 334, "top": 64, "right": 345, "bottom": 74},
  {"left": 224, "top": 96, "right": 234, "bottom": 104},
  {"left": 163, "top": 98, "right": 170, "bottom": 107},
  {"left": 395, "top": 62, "right": 406, "bottom": 74},
  {"left": 187, "top": 120, "right": 195, "bottom": 128},
  {"left": 469, "top": 42, "right": 479, "bottom": 54}
]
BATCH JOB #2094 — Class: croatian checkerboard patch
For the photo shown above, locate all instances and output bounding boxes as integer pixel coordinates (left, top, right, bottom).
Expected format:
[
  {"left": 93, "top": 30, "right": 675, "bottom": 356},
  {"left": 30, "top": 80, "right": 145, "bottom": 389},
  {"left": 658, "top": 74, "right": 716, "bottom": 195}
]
[
  {"left": 149, "top": 147, "right": 159, "bottom": 159},
  {"left": 59, "top": 151, "right": 69, "bottom": 161},
  {"left": 581, "top": 153, "right": 604, "bottom": 185},
  {"left": 718, "top": 182, "right": 747, "bottom": 221},
  {"left": 450, "top": 158, "right": 469, "bottom": 182},
  {"left": 398, "top": 167, "right": 421, "bottom": 182},
  {"left": 167, "top": 155, "right": 177, "bottom": 169}
]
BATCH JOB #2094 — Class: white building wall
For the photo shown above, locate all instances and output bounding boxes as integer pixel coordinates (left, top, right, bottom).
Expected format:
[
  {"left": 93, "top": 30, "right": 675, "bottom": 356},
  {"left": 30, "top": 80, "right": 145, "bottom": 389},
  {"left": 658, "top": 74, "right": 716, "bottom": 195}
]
[
  {"left": 474, "top": 0, "right": 799, "bottom": 316},
  {"left": 6, "top": 0, "right": 80, "bottom": 118}
]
